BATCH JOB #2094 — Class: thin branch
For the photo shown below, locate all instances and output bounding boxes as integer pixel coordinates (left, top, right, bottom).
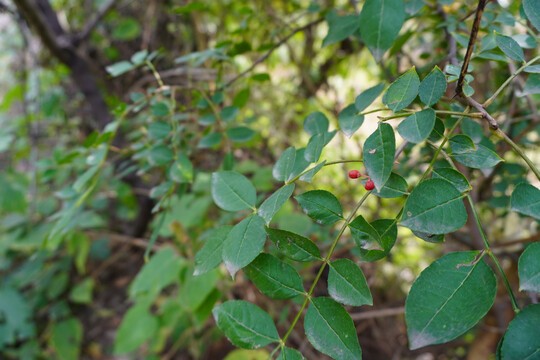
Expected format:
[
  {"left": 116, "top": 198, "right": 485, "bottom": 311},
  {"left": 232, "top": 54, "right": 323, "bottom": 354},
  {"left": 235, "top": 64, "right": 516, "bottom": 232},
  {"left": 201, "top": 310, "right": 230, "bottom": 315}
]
[
  {"left": 493, "top": 232, "right": 540, "bottom": 249},
  {"left": 462, "top": 96, "right": 499, "bottom": 130},
  {"left": 484, "top": 55, "right": 540, "bottom": 108},
  {"left": 75, "top": 0, "right": 118, "bottom": 44},
  {"left": 221, "top": 18, "right": 324, "bottom": 89},
  {"left": 350, "top": 306, "right": 405, "bottom": 321},
  {"left": 455, "top": 0, "right": 487, "bottom": 96}
]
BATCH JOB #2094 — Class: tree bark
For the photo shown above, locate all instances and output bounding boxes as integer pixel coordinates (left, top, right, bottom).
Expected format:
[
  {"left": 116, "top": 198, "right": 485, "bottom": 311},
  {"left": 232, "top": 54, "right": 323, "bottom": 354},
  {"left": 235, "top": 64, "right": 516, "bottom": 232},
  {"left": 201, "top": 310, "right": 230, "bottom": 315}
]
[{"left": 14, "top": 0, "right": 113, "bottom": 130}]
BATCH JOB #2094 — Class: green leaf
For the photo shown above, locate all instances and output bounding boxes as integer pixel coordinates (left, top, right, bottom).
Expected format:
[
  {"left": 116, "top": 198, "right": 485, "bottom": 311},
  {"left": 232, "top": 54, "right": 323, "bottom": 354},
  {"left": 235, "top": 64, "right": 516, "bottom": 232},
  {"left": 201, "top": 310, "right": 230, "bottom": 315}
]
[
  {"left": 221, "top": 106, "right": 239, "bottom": 121},
  {"left": 305, "top": 133, "right": 325, "bottom": 162},
  {"left": 419, "top": 66, "right": 447, "bottom": 106},
  {"left": 383, "top": 67, "right": 420, "bottom": 112},
  {"left": 245, "top": 253, "right": 304, "bottom": 299},
  {"left": 511, "top": 183, "right": 540, "bottom": 220},
  {"left": 212, "top": 300, "right": 279, "bottom": 349},
  {"left": 303, "top": 112, "right": 329, "bottom": 136},
  {"left": 299, "top": 161, "right": 326, "bottom": 183},
  {"left": 453, "top": 144, "right": 503, "bottom": 169},
  {"left": 266, "top": 227, "right": 322, "bottom": 262},
  {"left": 461, "top": 117, "right": 484, "bottom": 143},
  {"left": 523, "top": 0, "right": 540, "bottom": 32},
  {"left": 51, "top": 318, "right": 83, "bottom": 360},
  {"left": 322, "top": 11, "right": 361, "bottom": 47},
  {"left": 522, "top": 73, "right": 540, "bottom": 96},
  {"left": 174, "top": 2, "right": 207, "bottom": 13},
  {"left": 432, "top": 168, "right": 471, "bottom": 193},
  {"left": 227, "top": 127, "right": 256, "bottom": 143},
  {"left": 518, "top": 242, "right": 540, "bottom": 293},
  {"left": 400, "top": 179, "right": 467, "bottom": 234},
  {"left": 277, "top": 347, "right": 304, "bottom": 360},
  {"left": 295, "top": 190, "right": 343, "bottom": 225},
  {"left": 222, "top": 215, "right": 266, "bottom": 277},
  {"left": 496, "top": 33, "right": 525, "bottom": 62},
  {"left": 168, "top": 153, "right": 194, "bottom": 183},
  {"left": 129, "top": 248, "right": 182, "bottom": 299},
  {"left": 304, "top": 297, "right": 362, "bottom": 359},
  {"left": 359, "top": 0, "right": 405, "bottom": 61},
  {"left": 371, "top": 172, "right": 408, "bottom": 198},
  {"left": 397, "top": 108, "right": 436, "bottom": 143},
  {"left": 69, "top": 278, "right": 94, "bottom": 304},
  {"left": 114, "top": 305, "right": 158, "bottom": 354},
  {"left": 148, "top": 145, "right": 174, "bottom": 166},
  {"left": 355, "top": 219, "right": 397, "bottom": 262},
  {"left": 111, "top": 17, "right": 141, "bottom": 40},
  {"left": 258, "top": 184, "right": 295, "bottom": 225},
  {"left": 348, "top": 215, "right": 381, "bottom": 250},
  {"left": 106, "top": 61, "right": 134, "bottom": 77},
  {"left": 233, "top": 88, "right": 251, "bottom": 108},
  {"left": 194, "top": 226, "right": 233, "bottom": 276},
  {"left": 198, "top": 132, "right": 223, "bottom": 148},
  {"left": 150, "top": 102, "right": 169, "bottom": 117},
  {"left": 428, "top": 117, "right": 445, "bottom": 142},
  {"left": 130, "top": 50, "right": 148, "bottom": 65},
  {"left": 412, "top": 230, "right": 444, "bottom": 243},
  {"left": 181, "top": 269, "right": 219, "bottom": 311},
  {"left": 524, "top": 64, "right": 540, "bottom": 73},
  {"left": 500, "top": 303, "right": 540, "bottom": 359},
  {"left": 211, "top": 171, "right": 256, "bottom": 211},
  {"left": 450, "top": 135, "right": 503, "bottom": 169},
  {"left": 73, "top": 165, "right": 100, "bottom": 192},
  {"left": 328, "top": 259, "right": 372, "bottom": 306},
  {"left": 449, "top": 134, "right": 476, "bottom": 153},
  {"left": 224, "top": 349, "right": 269, "bottom": 360},
  {"left": 338, "top": 104, "right": 364, "bottom": 138},
  {"left": 289, "top": 148, "right": 311, "bottom": 180},
  {"left": 199, "top": 113, "right": 216, "bottom": 125},
  {"left": 355, "top": 83, "right": 385, "bottom": 112},
  {"left": 273, "top": 146, "right": 296, "bottom": 182},
  {"left": 148, "top": 121, "right": 171, "bottom": 139},
  {"left": 363, "top": 122, "right": 396, "bottom": 191},
  {"left": 405, "top": 251, "right": 496, "bottom": 350}
]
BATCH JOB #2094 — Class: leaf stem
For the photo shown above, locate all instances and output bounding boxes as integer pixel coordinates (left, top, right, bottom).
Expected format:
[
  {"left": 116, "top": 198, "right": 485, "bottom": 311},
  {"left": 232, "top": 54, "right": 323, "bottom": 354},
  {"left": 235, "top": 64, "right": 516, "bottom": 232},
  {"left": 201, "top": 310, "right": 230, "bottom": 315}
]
[
  {"left": 418, "top": 107, "right": 469, "bottom": 182},
  {"left": 466, "top": 196, "right": 520, "bottom": 313},
  {"left": 360, "top": 107, "right": 391, "bottom": 115},
  {"left": 483, "top": 55, "right": 540, "bottom": 108},
  {"left": 378, "top": 110, "right": 482, "bottom": 121},
  {"left": 280, "top": 191, "right": 371, "bottom": 345},
  {"left": 492, "top": 128, "right": 540, "bottom": 182},
  {"left": 431, "top": 144, "right": 520, "bottom": 313}
]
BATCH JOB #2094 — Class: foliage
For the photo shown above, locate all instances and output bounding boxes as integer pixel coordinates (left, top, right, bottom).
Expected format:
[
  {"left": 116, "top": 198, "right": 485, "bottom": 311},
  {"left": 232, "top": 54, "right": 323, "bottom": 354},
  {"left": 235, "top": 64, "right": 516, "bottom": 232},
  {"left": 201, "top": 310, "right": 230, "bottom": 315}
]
[{"left": 0, "top": 0, "right": 539, "bottom": 359}]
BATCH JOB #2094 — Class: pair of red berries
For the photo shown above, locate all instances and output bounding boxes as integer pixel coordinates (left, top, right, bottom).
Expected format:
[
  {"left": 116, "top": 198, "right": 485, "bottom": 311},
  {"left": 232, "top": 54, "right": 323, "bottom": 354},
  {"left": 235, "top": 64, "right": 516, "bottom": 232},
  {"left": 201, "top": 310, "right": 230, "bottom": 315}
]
[{"left": 348, "top": 170, "right": 375, "bottom": 190}]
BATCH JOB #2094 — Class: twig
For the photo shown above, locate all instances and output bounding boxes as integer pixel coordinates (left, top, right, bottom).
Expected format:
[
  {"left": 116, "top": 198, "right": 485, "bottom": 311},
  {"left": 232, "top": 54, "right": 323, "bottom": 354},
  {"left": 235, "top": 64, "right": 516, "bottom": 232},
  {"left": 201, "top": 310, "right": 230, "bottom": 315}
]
[
  {"left": 455, "top": 0, "right": 487, "bottom": 96},
  {"left": 85, "top": 230, "right": 161, "bottom": 251},
  {"left": 350, "top": 306, "right": 405, "bottom": 321},
  {"left": 221, "top": 18, "right": 323, "bottom": 89},
  {"left": 493, "top": 128, "right": 540, "bottom": 182},
  {"left": 75, "top": 0, "right": 118, "bottom": 44},
  {"left": 493, "top": 232, "right": 540, "bottom": 249},
  {"left": 462, "top": 96, "right": 499, "bottom": 130},
  {"left": 484, "top": 55, "right": 540, "bottom": 108}
]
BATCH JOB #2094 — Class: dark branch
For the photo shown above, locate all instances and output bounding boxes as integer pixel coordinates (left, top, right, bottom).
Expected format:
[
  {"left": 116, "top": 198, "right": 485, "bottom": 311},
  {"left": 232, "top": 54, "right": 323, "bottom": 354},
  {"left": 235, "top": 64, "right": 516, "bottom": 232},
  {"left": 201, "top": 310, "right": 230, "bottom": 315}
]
[
  {"left": 74, "top": 0, "right": 118, "bottom": 45},
  {"left": 13, "top": 0, "right": 113, "bottom": 130},
  {"left": 455, "top": 0, "right": 487, "bottom": 96}
]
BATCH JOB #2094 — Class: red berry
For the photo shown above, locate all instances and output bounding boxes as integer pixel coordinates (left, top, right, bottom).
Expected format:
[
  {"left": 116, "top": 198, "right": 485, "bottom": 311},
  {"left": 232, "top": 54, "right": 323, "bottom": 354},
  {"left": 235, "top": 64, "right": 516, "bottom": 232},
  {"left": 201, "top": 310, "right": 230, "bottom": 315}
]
[
  {"left": 365, "top": 180, "right": 375, "bottom": 190},
  {"left": 349, "top": 170, "right": 360, "bottom": 179}
]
